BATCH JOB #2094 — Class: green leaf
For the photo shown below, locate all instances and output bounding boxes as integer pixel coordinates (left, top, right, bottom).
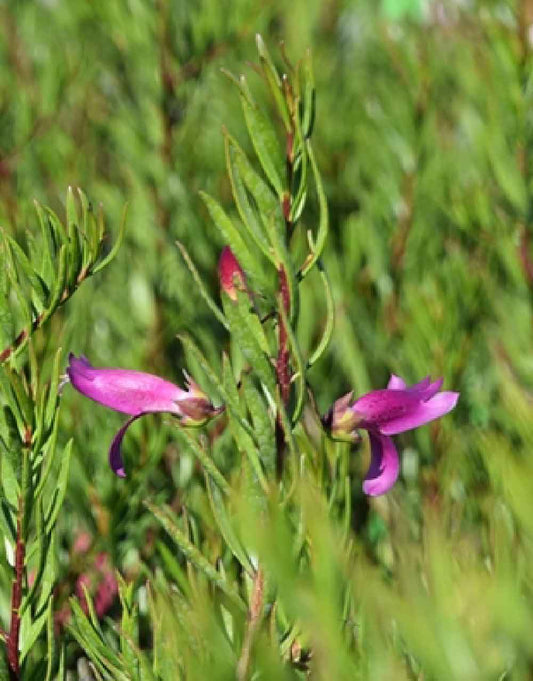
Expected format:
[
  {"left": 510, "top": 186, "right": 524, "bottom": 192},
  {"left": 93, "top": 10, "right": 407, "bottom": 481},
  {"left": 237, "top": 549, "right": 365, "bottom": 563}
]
[
  {"left": 278, "top": 297, "right": 306, "bottom": 424},
  {"left": 91, "top": 202, "right": 127, "bottom": 275},
  {"left": 41, "top": 244, "right": 68, "bottom": 327},
  {"left": 176, "top": 240, "right": 228, "bottom": 330},
  {"left": 44, "top": 439, "right": 72, "bottom": 533},
  {"left": 117, "top": 574, "right": 137, "bottom": 676},
  {"left": 200, "top": 191, "right": 270, "bottom": 294},
  {"left": 68, "top": 599, "right": 127, "bottom": 679},
  {"left": 178, "top": 333, "right": 256, "bottom": 440},
  {"left": 222, "top": 290, "right": 276, "bottom": 395},
  {"left": 243, "top": 375, "right": 276, "bottom": 477},
  {"left": 224, "top": 132, "right": 275, "bottom": 263},
  {"left": 238, "top": 75, "right": 285, "bottom": 197},
  {"left": 206, "top": 475, "right": 254, "bottom": 572},
  {"left": 256, "top": 34, "right": 291, "bottom": 133},
  {"left": 172, "top": 426, "right": 230, "bottom": 495},
  {"left": 145, "top": 501, "right": 247, "bottom": 612},
  {"left": 3, "top": 233, "right": 48, "bottom": 311},
  {"left": 307, "top": 262, "right": 334, "bottom": 368},
  {"left": 20, "top": 596, "right": 52, "bottom": 662},
  {"left": 1, "top": 448, "right": 19, "bottom": 508},
  {"left": 300, "top": 48, "right": 316, "bottom": 139},
  {"left": 77, "top": 187, "right": 94, "bottom": 269},
  {"left": 66, "top": 186, "right": 83, "bottom": 290},
  {"left": 221, "top": 354, "right": 268, "bottom": 494},
  {"left": 300, "top": 141, "right": 329, "bottom": 278},
  {"left": 44, "top": 596, "right": 55, "bottom": 681},
  {"left": 32, "top": 201, "right": 55, "bottom": 286}
]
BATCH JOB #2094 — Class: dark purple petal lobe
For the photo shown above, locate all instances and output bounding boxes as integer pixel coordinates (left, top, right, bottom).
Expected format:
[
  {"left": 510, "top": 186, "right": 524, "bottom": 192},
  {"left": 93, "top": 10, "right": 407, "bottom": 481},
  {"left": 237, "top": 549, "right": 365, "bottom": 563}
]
[
  {"left": 109, "top": 414, "right": 143, "bottom": 477},
  {"left": 363, "top": 431, "right": 400, "bottom": 496}
]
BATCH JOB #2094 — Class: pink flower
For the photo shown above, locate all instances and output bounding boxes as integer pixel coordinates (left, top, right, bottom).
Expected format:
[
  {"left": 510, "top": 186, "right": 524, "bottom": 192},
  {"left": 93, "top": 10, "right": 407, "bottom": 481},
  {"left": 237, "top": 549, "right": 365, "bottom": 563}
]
[
  {"left": 67, "top": 354, "right": 221, "bottom": 476},
  {"left": 323, "top": 375, "right": 459, "bottom": 496}
]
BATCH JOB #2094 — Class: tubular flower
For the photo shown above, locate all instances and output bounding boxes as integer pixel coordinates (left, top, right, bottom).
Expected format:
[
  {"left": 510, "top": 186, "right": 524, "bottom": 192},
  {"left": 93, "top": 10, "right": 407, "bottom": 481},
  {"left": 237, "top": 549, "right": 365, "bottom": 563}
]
[
  {"left": 323, "top": 375, "right": 459, "bottom": 496},
  {"left": 218, "top": 246, "right": 246, "bottom": 301},
  {"left": 67, "top": 354, "right": 221, "bottom": 477}
]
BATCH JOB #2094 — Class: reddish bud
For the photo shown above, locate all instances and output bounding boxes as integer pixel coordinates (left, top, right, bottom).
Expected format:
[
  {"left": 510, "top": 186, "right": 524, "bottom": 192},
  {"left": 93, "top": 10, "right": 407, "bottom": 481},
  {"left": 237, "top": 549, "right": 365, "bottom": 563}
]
[{"left": 218, "top": 246, "right": 246, "bottom": 301}]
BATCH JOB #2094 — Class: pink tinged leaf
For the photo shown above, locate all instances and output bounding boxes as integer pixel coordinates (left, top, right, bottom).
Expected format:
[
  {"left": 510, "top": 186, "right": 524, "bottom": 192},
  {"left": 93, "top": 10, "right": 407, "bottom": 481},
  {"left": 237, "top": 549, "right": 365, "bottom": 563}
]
[
  {"left": 379, "top": 391, "right": 460, "bottom": 436},
  {"left": 109, "top": 414, "right": 143, "bottom": 477},
  {"left": 363, "top": 431, "right": 400, "bottom": 496}
]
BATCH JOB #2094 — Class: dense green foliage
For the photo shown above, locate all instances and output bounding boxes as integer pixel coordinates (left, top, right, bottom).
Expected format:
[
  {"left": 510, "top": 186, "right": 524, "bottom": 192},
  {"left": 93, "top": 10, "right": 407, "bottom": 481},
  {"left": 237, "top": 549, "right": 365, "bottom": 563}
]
[{"left": 2, "top": 0, "right": 533, "bottom": 678}]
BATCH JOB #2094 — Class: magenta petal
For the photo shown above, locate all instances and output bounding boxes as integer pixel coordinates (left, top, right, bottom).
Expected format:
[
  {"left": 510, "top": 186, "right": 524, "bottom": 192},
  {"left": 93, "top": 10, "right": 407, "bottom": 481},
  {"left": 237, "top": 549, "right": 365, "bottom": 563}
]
[
  {"left": 363, "top": 431, "right": 400, "bottom": 496},
  {"left": 353, "top": 389, "right": 421, "bottom": 427},
  {"left": 412, "top": 378, "right": 443, "bottom": 401},
  {"left": 67, "top": 354, "right": 185, "bottom": 416},
  {"left": 387, "top": 374, "right": 407, "bottom": 390},
  {"left": 379, "top": 391, "right": 459, "bottom": 436},
  {"left": 109, "top": 415, "right": 143, "bottom": 477},
  {"left": 407, "top": 376, "right": 431, "bottom": 393}
]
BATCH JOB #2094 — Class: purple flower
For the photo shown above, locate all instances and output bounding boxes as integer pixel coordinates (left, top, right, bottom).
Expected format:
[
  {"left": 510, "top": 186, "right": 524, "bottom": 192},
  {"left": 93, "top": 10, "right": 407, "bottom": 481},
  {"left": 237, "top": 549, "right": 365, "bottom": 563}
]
[
  {"left": 323, "top": 375, "right": 459, "bottom": 496},
  {"left": 67, "top": 354, "right": 222, "bottom": 477}
]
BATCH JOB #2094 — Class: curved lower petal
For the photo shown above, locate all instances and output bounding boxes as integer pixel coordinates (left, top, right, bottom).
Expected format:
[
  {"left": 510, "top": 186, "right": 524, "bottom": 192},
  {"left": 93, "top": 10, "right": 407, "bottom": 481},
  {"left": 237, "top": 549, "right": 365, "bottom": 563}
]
[
  {"left": 379, "top": 391, "right": 459, "bottom": 435},
  {"left": 109, "top": 414, "right": 143, "bottom": 477},
  {"left": 363, "top": 431, "right": 400, "bottom": 496}
]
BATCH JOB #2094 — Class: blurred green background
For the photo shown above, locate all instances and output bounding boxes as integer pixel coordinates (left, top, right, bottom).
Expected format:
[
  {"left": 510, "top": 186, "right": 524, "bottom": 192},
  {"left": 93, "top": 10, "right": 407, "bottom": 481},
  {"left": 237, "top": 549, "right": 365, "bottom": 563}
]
[{"left": 3, "top": 0, "right": 533, "bottom": 678}]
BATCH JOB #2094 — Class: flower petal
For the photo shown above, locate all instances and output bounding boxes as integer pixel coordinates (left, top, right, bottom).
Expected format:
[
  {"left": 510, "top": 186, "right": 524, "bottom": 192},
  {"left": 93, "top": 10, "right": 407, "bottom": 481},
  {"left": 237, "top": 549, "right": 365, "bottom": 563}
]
[
  {"left": 363, "top": 431, "right": 400, "bottom": 496},
  {"left": 379, "top": 391, "right": 459, "bottom": 436},
  {"left": 109, "top": 414, "right": 143, "bottom": 477},
  {"left": 67, "top": 354, "right": 186, "bottom": 416},
  {"left": 387, "top": 374, "right": 407, "bottom": 390},
  {"left": 353, "top": 389, "right": 421, "bottom": 428},
  {"left": 410, "top": 377, "right": 443, "bottom": 401}
]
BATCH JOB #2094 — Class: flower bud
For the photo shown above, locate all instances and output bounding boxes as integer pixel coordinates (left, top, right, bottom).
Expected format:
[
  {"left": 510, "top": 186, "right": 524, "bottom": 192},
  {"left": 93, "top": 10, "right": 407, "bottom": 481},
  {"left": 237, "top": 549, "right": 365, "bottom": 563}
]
[
  {"left": 178, "top": 372, "right": 224, "bottom": 425},
  {"left": 321, "top": 392, "right": 362, "bottom": 444},
  {"left": 218, "top": 246, "right": 246, "bottom": 301}
]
